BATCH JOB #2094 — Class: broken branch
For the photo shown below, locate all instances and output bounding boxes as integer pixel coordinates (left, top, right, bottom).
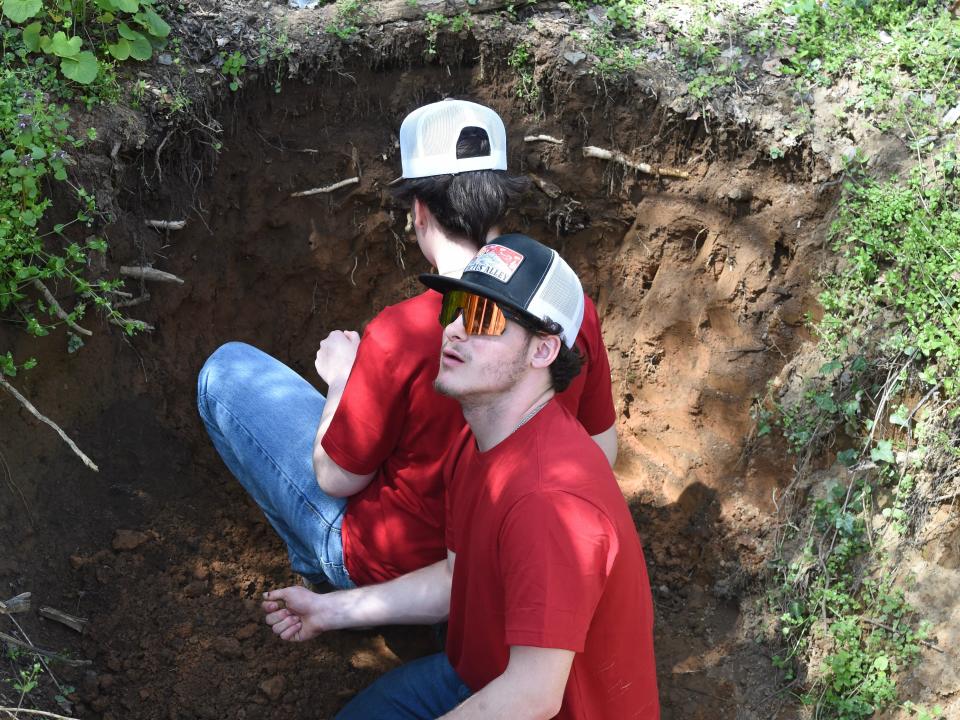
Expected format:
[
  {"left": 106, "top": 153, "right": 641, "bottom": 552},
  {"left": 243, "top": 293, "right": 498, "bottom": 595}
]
[
  {"left": 0, "top": 377, "right": 98, "bottom": 472},
  {"left": 39, "top": 607, "right": 88, "bottom": 634},
  {"left": 119, "top": 266, "right": 185, "bottom": 284},
  {"left": 144, "top": 219, "right": 186, "bottom": 231},
  {"left": 529, "top": 173, "right": 562, "bottom": 199},
  {"left": 114, "top": 292, "right": 151, "bottom": 309},
  {"left": 0, "top": 592, "right": 31, "bottom": 615},
  {"left": 109, "top": 317, "right": 155, "bottom": 333},
  {"left": 31, "top": 280, "right": 92, "bottom": 337},
  {"left": 0, "top": 631, "right": 92, "bottom": 667},
  {"left": 290, "top": 177, "right": 360, "bottom": 198},
  {"left": 0, "top": 709, "right": 80, "bottom": 720},
  {"left": 524, "top": 134, "right": 564, "bottom": 145},
  {"left": 582, "top": 145, "right": 691, "bottom": 180}
]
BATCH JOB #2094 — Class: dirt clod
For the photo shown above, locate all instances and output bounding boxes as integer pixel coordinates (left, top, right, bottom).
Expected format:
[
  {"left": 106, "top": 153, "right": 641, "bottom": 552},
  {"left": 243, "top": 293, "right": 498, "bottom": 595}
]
[
  {"left": 259, "top": 676, "right": 286, "bottom": 701},
  {"left": 112, "top": 530, "right": 151, "bottom": 552}
]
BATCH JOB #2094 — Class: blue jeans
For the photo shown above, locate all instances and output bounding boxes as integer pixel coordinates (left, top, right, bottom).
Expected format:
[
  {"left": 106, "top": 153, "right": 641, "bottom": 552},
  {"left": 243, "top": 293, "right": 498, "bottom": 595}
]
[
  {"left": 336, "top": 653, "right": 473, "bottom": 719},
  {"left": 196, "top": 342, "right": 355, "bottom": 589}
]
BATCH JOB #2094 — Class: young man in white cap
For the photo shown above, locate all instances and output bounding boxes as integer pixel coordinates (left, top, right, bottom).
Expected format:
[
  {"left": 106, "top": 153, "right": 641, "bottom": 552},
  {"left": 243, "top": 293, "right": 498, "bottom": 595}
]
[
  {"left": 197, "top": 100, "right": 618, "bottom": 591},
  {"left": 262, "top": 234, "right": 659, "bottom": 720}
]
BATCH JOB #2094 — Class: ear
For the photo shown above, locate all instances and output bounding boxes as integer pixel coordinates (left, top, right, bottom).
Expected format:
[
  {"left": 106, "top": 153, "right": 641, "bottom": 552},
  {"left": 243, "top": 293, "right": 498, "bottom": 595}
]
[
  {"left": 528, "top": 333, "right": 561, "bottom": 370},
  {"left": 412, "top": 197, "right": 431, "bottom": 229}
]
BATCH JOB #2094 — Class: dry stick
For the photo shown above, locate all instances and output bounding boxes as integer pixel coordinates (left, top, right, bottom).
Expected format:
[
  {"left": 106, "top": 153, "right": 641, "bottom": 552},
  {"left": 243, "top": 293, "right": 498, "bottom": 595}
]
[
  {"left": 862, "top": 618, "right": 945, "bottom": 653},
  {"left": 529, "top": 173, "right": 562, "bottom": 199},
  {"left": 30, "top": 281, "right": 92, "bottom": 337},
  {"left": 109, "top": 317, "right": 155, "bottom": 333},
  {"left": 0, "top": 447, "right": 32, "bottom": 527},
  {"left": 0, "top": 708, "right": 80, "bottom": 720},
  {"left": 290, "top": 177, "right": 359, "bottom": 198},
  {"left": 3, "top": 615, "right": 66, "bottom": 697},
  {"left": 524, "top": 134, "right": 563, "bottom": 144},
  {"left": 0, "top": 632, "right": 90, "bottom": 668},
  {"left": 0, "top": 377, "right": 98, "bottom": 472},
  {"left": 144, "top": 219, "right": 186, "bottom": 231},
  {"left": 119, "top": 266, "right": 185, "bottom": 284},
  {"left": 39, "top": 607, "right": 87, "bottom": 634},
  {"left": 114, "top": 293, "right": 151, "bottom": 309},
  {"left": 582, "top": 145, "right": 691, "bottom": 180},
  {"left": 0, "top": 593, "right": 31, "bottom": 615}
]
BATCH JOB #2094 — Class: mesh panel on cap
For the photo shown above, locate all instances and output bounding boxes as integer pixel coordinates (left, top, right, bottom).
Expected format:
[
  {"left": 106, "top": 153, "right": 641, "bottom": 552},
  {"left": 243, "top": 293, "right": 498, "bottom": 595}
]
[
  {"left": 420, "top": 105, "right": 461, "bottom": 156},
  {"left": 534, "top": 254, "right": 583, "bottom": 341}
]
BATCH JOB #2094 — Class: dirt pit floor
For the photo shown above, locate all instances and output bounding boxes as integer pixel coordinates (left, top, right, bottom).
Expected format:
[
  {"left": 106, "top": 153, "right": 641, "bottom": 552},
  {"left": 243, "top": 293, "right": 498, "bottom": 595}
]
[{"left": 0, "top": 19, "right": 841, "bottom": 719}]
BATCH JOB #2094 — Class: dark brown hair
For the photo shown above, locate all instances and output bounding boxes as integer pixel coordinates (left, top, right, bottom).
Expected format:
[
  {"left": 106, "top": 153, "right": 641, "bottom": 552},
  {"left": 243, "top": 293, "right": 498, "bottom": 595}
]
[{"left": 390, "top": 127, "right": 530, "bottom": 248}]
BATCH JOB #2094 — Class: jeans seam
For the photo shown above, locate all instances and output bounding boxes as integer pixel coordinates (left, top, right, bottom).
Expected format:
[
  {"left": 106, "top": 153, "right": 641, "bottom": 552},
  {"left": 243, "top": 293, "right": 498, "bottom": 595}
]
[{"left": 198, "top": 388, "right": 344, "bottom": 537}]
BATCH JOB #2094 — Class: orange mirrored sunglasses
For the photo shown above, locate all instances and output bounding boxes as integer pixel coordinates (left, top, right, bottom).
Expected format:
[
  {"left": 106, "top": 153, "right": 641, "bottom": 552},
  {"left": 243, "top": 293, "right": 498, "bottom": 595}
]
[{"left": 439, "top": 290, "right": 511, "bottom": 336}]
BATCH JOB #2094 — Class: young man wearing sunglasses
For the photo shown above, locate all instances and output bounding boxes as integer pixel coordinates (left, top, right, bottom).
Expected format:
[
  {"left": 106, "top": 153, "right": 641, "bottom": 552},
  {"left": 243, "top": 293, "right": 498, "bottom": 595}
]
[
  {"left": 262, "top": 234, "right": 659, "bottom": 719},
  {"left": 197, "top": 99, "right": 618, "bottom": 592}
]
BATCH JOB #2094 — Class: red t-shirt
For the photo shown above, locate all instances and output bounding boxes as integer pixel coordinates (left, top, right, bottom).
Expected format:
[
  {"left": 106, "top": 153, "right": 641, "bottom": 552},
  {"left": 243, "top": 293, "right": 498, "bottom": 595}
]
[
  {"left": 444, "top": 401, "right": 659, "bottom": 719},
  {"left": 322, "top": 290, "right": 616, "bottom": 586}
]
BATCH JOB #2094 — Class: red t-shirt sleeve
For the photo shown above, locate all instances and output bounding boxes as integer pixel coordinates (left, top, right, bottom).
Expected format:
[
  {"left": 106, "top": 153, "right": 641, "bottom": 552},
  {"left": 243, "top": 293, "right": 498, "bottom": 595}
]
[
  {"left": 499, "top": 491, "right": 619, "bottom": 652},
  {"left": 576, "top": 298, "right": 616, "bottom": 435},
  {"left": 320, "top": 323, "right": 407, "bottom": 476}
]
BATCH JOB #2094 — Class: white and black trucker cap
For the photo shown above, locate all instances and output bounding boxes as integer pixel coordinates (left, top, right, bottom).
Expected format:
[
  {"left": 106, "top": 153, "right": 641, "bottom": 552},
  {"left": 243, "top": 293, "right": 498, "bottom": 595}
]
[
  {"left": 419, "top": 234, "right": 585, "bottom": 348},
  {"left": 396, "top": 99, "right": 508, "bottom": 180}
]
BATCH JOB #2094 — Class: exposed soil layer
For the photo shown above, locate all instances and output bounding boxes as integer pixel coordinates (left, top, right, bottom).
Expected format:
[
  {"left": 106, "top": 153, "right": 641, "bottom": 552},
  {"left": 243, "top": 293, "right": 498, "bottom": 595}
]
[{"left": 0, "top": 14, "right": 839, "bottom": 719}]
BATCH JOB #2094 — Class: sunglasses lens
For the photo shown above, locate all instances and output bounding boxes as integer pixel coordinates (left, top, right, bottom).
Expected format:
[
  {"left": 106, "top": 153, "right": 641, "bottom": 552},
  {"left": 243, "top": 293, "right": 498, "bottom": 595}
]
[
  {"left": 440, "top": 291, "right": 507, "bottom": 336},
  {"left": 440, "top": 290, "right": 468, "bottom": 327}
]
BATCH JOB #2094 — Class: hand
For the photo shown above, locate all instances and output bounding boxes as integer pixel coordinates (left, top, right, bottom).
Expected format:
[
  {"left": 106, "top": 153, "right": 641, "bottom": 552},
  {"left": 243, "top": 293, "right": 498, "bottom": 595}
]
[
  {"left": 261, "top": 586, "right": 331, "bottom": 642},
  {"left": 314, "top": 330, "right": 360, "bottom": 388}
]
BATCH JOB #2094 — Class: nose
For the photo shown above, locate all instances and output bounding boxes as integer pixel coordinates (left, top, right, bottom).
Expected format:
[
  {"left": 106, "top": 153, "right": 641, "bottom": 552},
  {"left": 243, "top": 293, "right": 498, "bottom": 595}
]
[{"left": 443, "top": 312, "right": 467, "bottom": 343}]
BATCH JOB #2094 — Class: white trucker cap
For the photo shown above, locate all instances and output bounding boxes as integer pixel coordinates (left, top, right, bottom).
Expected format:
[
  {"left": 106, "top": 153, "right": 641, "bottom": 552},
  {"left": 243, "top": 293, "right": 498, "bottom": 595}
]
[{"left": 397, "top": 99, "right": 508, "bottom": 179}]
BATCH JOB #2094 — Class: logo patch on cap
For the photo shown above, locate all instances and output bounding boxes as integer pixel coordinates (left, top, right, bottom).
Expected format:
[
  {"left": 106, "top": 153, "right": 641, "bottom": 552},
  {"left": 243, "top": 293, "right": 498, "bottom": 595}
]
[{"left": 465, "top": 244, "right": 525, "bottom": 283}]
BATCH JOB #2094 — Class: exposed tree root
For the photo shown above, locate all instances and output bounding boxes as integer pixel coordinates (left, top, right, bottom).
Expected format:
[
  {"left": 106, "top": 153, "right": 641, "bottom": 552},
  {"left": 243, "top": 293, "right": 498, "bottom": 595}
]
[
  {"left": 0, "top": 377, "right": 98, "bottom": 472},
  {"left": 119, "top": 266, "right": 185, "bottom": 284},
  {"left": 0, "top": 593, "right": 31, "bottom": 615},
  {"left": 144, "top": 219, "right": 187, "bottom": 231},
  {"left": 30, "top": 281, "right": 92, "bottom": 337},
  {"left": 582, "top": 145, "right": 691, "bottom": 179},
  {"left": 290, "top": 177, "right": 359, "bottom": 198}
]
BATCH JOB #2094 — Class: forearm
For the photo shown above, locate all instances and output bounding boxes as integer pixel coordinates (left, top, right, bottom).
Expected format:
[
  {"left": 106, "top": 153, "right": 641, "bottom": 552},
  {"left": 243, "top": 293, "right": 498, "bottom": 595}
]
[
  {"left": 591, "top": 424, "right": 618, "bottom": 467},
  {"left": 312, "top": 380, "right": 371, "bottom": 496},
  {"left": 325, "top": 559, "right": 452, "bottom": 629},
  {"left": 440, "top": 646, "right": 572, "bottom": 720}
]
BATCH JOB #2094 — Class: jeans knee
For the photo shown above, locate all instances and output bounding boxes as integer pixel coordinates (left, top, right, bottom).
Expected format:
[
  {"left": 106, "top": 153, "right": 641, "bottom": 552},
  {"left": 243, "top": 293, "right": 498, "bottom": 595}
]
[{"left": 197, "top": 342, "right": 256, "bottom": 413}]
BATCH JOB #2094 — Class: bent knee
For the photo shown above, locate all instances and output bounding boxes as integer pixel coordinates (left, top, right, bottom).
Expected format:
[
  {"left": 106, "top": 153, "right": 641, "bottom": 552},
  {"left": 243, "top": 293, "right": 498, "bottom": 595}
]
[{"left": 197, "top": 341, "right": 260, "bottom": 407}]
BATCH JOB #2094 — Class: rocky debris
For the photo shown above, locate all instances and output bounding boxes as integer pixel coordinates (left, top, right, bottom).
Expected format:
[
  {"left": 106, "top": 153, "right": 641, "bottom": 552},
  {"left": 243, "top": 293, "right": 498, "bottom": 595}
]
[
  {"left": 211, "top": 637, "right": 243, "bottom": 658},
  {"left": 112, "top": 530, "right": 150, "bottom": 552},
  {"left": 259, "top": 675, "right": 286, "bottom": 700}
]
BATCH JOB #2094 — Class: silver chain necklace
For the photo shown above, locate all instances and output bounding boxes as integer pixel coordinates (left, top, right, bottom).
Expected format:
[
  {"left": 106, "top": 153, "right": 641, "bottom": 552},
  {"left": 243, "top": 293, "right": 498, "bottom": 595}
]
[{"left": 515, "top": 399, "right": 550, "bottom": 432}]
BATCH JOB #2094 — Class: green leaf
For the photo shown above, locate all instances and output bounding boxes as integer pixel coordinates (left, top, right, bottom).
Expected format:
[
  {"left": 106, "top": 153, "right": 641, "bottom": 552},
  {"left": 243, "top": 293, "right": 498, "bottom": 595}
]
[
  {"left": 21, "top": 21, "right": 42, "bottom": 52},
  {"left": 50, "top": 31, "right": 83, "bottom": 58},
  {"left": 117, "top": 22, "right": 140, "bottom": 40},
  {"left": 113, "top": 0, "right": 140, "bottom": 11},
  {"left": 1, "top": 149, "right": 16, "bottom": 163},
  {"left": 819, "top": 359, "right": 843, "bottom": 375},
  {"left": 871, "top": 440, "right": 896, "bottom": 464},
  {"left": 837, "top": 448, "right": 858, "bottom": 466},
  {"left": 136, "top": 8, "right": 170, "bottom": 38},
  {"left": 60, "top": 51, "right": 100, "bottom": 84},
  {"left": 1, "top": 0, "right": 42, "bottom": 23},
  {"left": 128, "top": 34, "right": 153, "bottom": 61},
  {"left": 889, "top": 404, "right": 910, "bottom": 427},
  {"left": 108, "top": 37, "right": 131, "bottom": 60}
]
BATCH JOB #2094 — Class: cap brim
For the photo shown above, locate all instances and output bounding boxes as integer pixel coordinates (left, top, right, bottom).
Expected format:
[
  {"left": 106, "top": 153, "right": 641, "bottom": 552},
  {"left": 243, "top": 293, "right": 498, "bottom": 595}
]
[{"left": 419, "top": 273, "right": 542, "bottom": 327}]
